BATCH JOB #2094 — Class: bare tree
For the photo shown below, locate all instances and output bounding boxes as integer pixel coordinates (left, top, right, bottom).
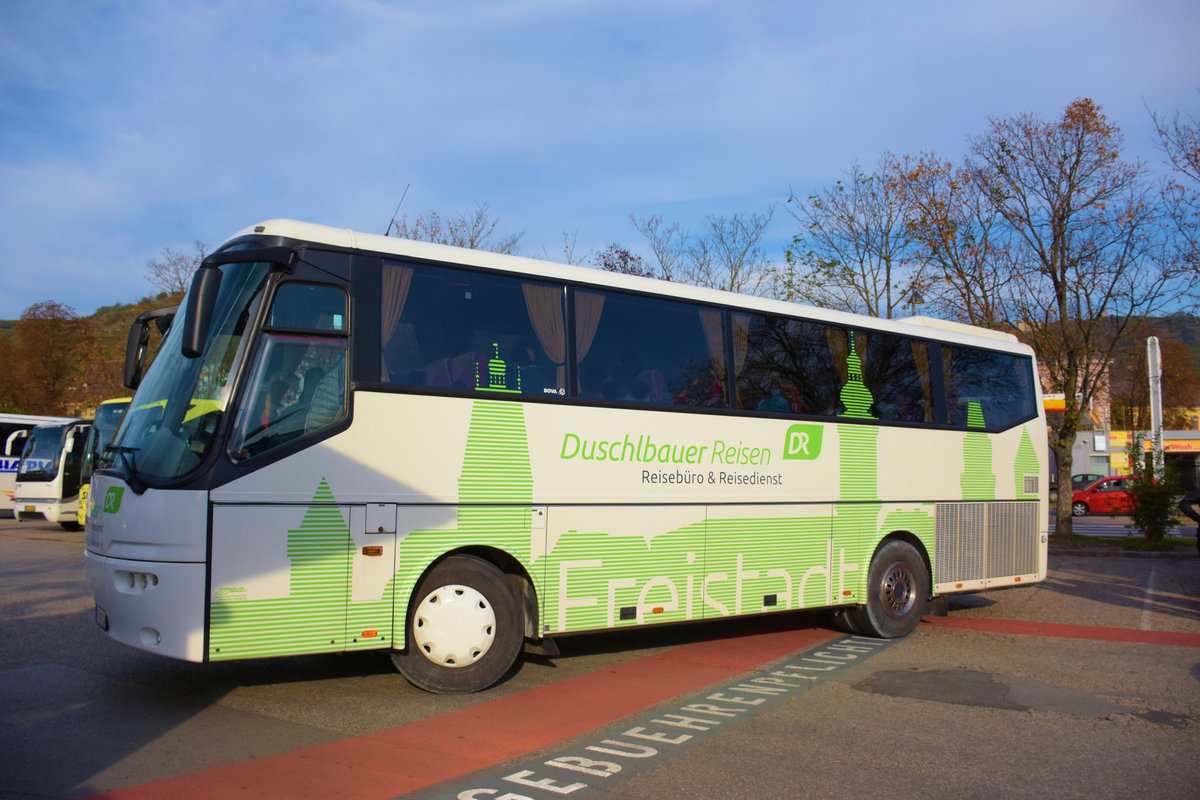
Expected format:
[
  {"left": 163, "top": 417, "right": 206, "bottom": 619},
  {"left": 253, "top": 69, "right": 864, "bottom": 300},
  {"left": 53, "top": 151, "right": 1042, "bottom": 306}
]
[
  {"left": 146, "top": 241, "right": 208, "bottom": 295},
  {"left": 686, "top": 209, "right": 777, "bottom": 295},
  {"left": 629, "top": 214, "right": 685, "bottom": 283},
  {"left": 891, "top": 152, "right": 1010, "bottom": 326},
  {"left": 629, "top": 209, "right": 776, "bottom": 295},
  {"left": 390, "top": 202, "right": 524, "bottom": 254},
  {"left": 785, "top": 159, "right": 923, "bottom": 318},
  {"left": 967, "top": 98, "right": 1192, "bottom": 535},
  {"left": 1149, "top": 104, "right": 1200, "bottom": 275},
  {"left": 592, "top": 243, "right": 660, "bottom": 279},
  {"left": 545, "top": 231, "right": 591, "bottom": 266}
]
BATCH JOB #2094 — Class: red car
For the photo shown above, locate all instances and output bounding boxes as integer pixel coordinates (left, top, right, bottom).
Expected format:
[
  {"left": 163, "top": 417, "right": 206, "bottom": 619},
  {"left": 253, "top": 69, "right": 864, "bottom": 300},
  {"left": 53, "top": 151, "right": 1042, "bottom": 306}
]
[{"left": 1071, "top": 476, "right": 1133, "bottom": 516}]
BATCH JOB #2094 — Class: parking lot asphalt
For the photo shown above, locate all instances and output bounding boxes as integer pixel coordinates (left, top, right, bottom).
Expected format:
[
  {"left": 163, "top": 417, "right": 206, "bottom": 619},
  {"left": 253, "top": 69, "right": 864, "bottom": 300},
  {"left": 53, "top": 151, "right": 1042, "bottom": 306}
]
[{"left": 2, "top": 516, "right": 1198, "bottom": 800}]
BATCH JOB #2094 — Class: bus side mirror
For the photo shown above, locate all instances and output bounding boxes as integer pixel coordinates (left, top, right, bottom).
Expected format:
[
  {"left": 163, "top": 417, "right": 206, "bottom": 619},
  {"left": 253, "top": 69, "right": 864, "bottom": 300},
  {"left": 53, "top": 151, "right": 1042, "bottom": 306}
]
[
  {"left": 181, "top": 265, "right": 223, "bottom": 359},
  {"left": 124, "top": 305, "right": 177, "bottom": 390},
  {"left": 124, "top": 322, "right": 152, "bottom": 390}
]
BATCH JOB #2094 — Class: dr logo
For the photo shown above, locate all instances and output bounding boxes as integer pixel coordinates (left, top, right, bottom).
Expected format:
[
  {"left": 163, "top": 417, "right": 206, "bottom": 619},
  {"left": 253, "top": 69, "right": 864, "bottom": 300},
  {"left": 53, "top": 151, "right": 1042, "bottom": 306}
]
[
  {"left": 103, "top": 487, "right": 125, "bottom": 514},
  {"left": 783, "top": 424, "right": 823, "bottom": 460}
]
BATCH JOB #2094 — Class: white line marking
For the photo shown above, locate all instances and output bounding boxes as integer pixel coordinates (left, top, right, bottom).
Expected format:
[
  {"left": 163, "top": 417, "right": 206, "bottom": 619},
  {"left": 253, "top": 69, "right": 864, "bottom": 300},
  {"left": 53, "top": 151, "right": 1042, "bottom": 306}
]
[{"left": 1139, "top": 565, "right": 1157, "bottom": 631}]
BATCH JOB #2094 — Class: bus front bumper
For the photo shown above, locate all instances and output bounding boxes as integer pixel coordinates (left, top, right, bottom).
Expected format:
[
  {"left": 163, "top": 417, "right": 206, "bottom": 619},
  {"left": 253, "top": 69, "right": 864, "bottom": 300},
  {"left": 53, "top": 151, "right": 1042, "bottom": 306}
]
[{"left": 85, "top": 549, "right": 207, "bottom": 661}]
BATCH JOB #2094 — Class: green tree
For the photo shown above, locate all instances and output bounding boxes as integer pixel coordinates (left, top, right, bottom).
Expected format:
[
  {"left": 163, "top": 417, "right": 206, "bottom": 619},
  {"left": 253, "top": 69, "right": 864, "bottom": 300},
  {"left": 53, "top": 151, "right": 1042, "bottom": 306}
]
[{"left": 1124, "top": 432, "right": 1180, "bottom": 545}]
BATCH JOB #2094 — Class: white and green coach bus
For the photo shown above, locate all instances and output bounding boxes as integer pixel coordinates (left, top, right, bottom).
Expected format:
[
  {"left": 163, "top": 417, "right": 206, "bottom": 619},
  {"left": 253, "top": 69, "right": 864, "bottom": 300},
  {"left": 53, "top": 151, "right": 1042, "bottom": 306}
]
[{"left": 85, "top": 219, "right": 1047, "bottom": 693}]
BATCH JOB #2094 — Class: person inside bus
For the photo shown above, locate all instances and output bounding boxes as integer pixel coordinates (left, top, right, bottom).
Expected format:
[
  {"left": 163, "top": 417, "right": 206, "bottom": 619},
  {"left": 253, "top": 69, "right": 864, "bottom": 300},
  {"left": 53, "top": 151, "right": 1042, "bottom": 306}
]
[{"left": 518, "top": 339, "right": 554, "bottom": 395}]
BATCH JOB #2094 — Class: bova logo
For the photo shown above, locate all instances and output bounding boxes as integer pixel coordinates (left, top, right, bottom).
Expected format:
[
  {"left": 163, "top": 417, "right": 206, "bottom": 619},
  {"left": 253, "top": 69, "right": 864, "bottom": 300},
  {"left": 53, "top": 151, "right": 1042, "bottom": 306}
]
[
  {"left": 103, "top": 487, "right": 125, "bottom": 514},
  {"left": 783, "top": 424, "right": 823, "bottom": 460}
]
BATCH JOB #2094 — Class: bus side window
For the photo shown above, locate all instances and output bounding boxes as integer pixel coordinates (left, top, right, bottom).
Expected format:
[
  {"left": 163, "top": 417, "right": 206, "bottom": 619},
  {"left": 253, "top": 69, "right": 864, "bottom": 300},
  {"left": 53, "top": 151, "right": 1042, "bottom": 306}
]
[
  {"left": 576, "top": 289, "right": 722, "bottom": 408},
  {"left": 862, "top": 333, "right": 932, "bottom": 424},
  {"left": 379, "top": 260, "right": 567, "bottom": 398},
  {"left": 738, "top": 315, "right": 840, "bottom": 416},
  {"left": 231, "top": 336, "right": 346, "bottom": 460},
  {"left": 304, "top": 352, "right": 346, "bottom": 434},
  {"left": 944, "top": 346, "right": 1036, "bottom": 431}
]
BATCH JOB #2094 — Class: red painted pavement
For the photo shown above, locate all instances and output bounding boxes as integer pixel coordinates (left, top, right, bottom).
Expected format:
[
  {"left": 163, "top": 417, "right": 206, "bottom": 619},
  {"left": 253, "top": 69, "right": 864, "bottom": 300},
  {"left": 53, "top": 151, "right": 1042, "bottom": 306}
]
[
  {"left": 921, "top": 615, "right": 1200, "bottom": 647},
  {"left": 84, "top": 626, "right": 834, "bottom": 800},
  {"left": 84, "top": 615, "right": 1200, "bottom": 799}
]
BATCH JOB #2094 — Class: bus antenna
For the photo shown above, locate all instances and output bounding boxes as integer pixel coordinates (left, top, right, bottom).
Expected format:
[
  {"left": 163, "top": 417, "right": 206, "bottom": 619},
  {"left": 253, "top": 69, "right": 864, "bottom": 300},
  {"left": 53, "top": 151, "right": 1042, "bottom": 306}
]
[{"left": 385, "top": 184, "right": 410, "bottom": 236}]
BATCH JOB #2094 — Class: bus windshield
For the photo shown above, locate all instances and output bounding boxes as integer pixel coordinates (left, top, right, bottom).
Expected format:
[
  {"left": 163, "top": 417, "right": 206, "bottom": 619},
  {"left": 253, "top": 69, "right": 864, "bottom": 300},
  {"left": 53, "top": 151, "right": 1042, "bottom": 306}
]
[
  {"left": 111, "top": 260, "right": 271, "bottom": 484},
  {"left": 82, "top": 399, "right": 131, "bottom": 482},
  {"left": 17, "top": 424, "right": 69, "bottom": 482}
]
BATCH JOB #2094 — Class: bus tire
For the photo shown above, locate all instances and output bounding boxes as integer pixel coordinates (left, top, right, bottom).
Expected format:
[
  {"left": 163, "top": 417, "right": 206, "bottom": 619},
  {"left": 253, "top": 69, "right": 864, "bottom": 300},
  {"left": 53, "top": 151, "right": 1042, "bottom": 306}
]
[
  {"left": 391, "top": 555, "right": 522, "bottom": 694},
  {"left": 829, "top": 607, "right": 863, "bottom": 635},
  {"left": 849, "top": 540, "right": 928, "bottom": 639},
  {"left": 60, "top": 520, "right": 82, "bottom": 532}
]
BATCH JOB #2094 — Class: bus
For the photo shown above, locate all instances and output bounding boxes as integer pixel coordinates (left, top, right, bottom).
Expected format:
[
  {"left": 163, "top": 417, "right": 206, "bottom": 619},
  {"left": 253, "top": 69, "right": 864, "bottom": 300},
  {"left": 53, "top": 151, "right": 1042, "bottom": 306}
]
[
  {"left": 85, "top": 219, "right": 1048, "bottom": 693},
  {"left": 1, "top": 412, "right": 75, "bottom": 517},
  {"left": 77, "top": 398, "right": 133, "bottom": 526},
  {"left": 15, "top": 418, "right": 91, "bottom": 530}
]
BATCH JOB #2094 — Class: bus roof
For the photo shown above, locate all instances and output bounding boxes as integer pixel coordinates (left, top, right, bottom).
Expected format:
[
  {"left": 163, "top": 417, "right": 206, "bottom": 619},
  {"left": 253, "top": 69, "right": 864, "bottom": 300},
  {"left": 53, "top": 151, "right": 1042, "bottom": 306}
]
[
  {"left": 0, "top": 413, "right": 77, "bottom": 426},
  {"left": 227, "top": 219, "right": 1031, "bottom": 356}
]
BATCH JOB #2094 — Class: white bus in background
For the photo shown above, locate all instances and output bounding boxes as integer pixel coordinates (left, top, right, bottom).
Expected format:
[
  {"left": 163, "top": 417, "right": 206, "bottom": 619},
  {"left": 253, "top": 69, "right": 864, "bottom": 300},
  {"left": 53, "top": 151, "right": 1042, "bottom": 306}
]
[
  {"left": 15, "top": 418, "right": 91, "bottom": 530},
  {"left": 1, "top": 412, "right": 75, "bottom": 517},
  {"left": 86, "top": 219, "right": 1047, "bottom": 693}
]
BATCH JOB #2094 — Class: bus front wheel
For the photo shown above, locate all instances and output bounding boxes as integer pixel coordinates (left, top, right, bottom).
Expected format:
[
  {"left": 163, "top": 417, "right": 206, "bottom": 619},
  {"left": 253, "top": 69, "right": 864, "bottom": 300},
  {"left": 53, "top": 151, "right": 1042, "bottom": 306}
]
[
  {"left": 391, "top": 555, "right": 523, "bottom": 694},
  {"left": 849, "top": 540, "right": 929, "bottom": 639}
]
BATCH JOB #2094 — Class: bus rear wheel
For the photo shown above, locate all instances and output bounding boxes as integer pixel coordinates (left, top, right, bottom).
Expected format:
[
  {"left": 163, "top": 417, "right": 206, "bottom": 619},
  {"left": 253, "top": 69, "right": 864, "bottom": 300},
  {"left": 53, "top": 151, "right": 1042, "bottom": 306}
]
[
  {"left": 849, "top": 540, "right": 928, "bottom": 639},
  {"left": 391, "top": 555, "right": 523, "bottom": 694}
]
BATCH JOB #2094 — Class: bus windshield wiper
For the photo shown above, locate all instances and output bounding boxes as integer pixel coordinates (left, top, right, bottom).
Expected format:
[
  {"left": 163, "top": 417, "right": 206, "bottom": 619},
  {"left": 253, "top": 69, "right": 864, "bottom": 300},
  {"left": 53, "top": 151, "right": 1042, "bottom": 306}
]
[{"left": 108, "top": 444, "right": 146, "bottom": 495}]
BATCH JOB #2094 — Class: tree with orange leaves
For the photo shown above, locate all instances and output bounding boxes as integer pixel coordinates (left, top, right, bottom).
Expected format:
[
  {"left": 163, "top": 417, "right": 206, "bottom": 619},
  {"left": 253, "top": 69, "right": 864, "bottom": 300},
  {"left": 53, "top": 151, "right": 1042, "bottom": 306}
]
[
  {"left": 959, "top": 99, "right": 1190, "bottom": 534},
  {"left": 12, "top": 301, "right": 92, "bottom": 415}
]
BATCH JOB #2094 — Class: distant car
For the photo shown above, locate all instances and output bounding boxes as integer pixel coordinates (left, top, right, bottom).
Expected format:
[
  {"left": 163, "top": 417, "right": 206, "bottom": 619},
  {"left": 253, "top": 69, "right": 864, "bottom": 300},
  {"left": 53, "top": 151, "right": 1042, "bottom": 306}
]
[
  {"left": 1071, "top": 476, "right": 1133, "bottom": 517},
  {"left": 1071, "top": 473, "right": 1106, "bottom": 491}
]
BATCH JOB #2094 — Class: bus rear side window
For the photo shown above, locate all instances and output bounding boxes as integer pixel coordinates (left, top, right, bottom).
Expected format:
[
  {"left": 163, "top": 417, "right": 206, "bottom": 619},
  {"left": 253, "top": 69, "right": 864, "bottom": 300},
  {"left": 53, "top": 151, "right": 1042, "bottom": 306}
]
[
  {"left": 861, "top": 333, "right": 933, "bottom": 424},
  {"left": 944, "top": 346, "right": 1036, "bottom": 430}
]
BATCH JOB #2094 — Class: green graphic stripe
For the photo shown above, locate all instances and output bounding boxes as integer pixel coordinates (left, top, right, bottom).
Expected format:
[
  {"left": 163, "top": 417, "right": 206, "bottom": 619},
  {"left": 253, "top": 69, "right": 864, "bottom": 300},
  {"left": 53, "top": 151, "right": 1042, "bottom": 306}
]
[
  {"left": 1014, "top": 428, "right": 1040, "bottom": 500},
  {"left": 836, "top": 333, "right": 876, "bottom": 421},
  {"left": 210, "top": 476, "right": 393, "bottom": 661},
  {"left": 210, "top": 353, "right": 1031, "bottom": 659},
  {"left": 838, "top": 427, "right": 878, "bottom": 501}
]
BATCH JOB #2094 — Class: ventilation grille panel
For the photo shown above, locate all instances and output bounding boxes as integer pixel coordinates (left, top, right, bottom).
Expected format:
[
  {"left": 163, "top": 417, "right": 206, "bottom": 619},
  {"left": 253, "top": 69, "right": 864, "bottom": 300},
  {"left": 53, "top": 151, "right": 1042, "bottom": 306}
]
[{"left": 936, "top": 501, "right": 1039, "bottom": 585}]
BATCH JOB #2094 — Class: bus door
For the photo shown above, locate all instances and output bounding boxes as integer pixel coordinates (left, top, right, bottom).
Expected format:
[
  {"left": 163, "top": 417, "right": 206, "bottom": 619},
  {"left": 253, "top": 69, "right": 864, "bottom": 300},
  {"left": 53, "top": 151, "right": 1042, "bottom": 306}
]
[{"left": 208, "top": 498, "right": 397, "bottom": 659}]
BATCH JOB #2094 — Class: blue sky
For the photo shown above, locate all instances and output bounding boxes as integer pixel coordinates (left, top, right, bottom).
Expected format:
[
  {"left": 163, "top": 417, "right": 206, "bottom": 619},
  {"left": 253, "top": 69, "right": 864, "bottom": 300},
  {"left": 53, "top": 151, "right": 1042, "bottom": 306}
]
[{"left": 1, "top": 0, "right": 1197, "bottom": 319}]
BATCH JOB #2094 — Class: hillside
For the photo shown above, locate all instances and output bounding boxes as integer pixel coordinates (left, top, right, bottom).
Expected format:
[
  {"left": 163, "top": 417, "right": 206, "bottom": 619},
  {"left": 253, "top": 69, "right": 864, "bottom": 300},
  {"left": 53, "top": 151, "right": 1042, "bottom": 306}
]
[{"left": 1153, "top": 312, "right": 1200, "bottom": 373}]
